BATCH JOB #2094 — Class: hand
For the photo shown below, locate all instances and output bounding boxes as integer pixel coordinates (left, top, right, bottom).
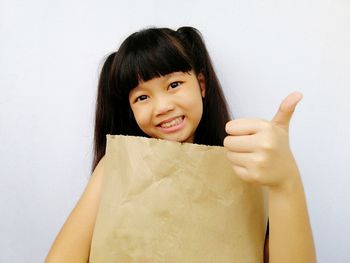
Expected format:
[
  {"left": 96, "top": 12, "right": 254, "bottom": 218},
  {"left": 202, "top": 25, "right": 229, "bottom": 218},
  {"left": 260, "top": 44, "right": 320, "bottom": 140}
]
[{"left": 223, "top": 92, "right": 303, "bottom": 190}]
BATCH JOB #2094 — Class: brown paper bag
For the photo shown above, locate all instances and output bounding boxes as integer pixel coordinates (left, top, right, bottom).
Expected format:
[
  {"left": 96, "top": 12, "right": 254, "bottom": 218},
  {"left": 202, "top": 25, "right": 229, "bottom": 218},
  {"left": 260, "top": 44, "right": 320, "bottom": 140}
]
[{"left": 89, "top": 135, "right": 268, "bottom": 263}]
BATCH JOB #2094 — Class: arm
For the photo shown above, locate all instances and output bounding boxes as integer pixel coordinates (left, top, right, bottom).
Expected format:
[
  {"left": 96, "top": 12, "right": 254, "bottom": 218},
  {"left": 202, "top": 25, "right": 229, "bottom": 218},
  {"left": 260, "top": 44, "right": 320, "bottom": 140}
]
[
  {"left": 45, "top": 156, "right": 105, "bottom": 263},
  {"left": 224, "top": 92, "right": 316, "bottom": 262},
  {"left": 268, "top": 171, "right": 316, "bottom": 262}
]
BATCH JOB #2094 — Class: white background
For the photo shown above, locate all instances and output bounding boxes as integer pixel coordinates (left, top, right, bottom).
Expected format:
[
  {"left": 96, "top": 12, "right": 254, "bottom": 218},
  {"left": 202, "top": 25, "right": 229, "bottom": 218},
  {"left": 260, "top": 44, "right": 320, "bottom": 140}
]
[{"left": 1, "top": 0, "right": 349, "bottom": 262}]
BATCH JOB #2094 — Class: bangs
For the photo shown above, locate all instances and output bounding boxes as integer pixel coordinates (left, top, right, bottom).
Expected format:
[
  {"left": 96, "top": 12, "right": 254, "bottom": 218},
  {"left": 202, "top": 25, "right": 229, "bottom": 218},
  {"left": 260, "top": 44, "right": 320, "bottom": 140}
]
[{"left": 117, "top": 29, "right": 193, "bottom": 93}]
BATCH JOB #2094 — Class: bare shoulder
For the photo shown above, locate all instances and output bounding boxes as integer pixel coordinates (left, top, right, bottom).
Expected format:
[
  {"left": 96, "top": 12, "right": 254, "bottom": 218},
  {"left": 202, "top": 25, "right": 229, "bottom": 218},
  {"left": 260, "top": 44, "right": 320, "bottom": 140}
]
[
  {"left": 45, "top": 156, "right": 106, "bottom": 263},
  {"left": 79, "top": 156, "right": 106, "bottom": 207},
  {"left": 91, "top": 155, "right": 106, "bottom": 179}
]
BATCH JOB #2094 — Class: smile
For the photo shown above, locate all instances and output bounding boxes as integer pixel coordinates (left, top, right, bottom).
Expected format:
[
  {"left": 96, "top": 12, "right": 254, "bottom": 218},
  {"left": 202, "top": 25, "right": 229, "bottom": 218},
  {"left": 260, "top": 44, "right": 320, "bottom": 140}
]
[
  {"left": 159, "top": 116, "right": 184, "bottom": 128},
  {"left": 157, "top": 116, "right": 185, "bottom": 133}
]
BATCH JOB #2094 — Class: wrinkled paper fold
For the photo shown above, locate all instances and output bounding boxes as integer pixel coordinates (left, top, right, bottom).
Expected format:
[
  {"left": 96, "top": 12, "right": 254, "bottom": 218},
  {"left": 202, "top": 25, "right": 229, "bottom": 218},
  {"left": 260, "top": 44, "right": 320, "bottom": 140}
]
[{"left": 89, "top": 135, "right": 268, "bottom": 263}]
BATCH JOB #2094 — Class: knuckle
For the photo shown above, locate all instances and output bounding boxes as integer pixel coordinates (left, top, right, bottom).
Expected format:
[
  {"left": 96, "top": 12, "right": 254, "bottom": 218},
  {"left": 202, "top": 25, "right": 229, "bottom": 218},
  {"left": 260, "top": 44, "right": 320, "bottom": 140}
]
[
  {"left": 225, "top": 120, "right": 234, "bottom": 132},
  {"left": 262, "top": 121, "right": 273, "bottom": 132},
  {"left": 261, "top": 141, "right": 273, "bottom": 151},
  {"left": 223, "top": 136, "right": 230, "bottom": 148},
  {"left": 252, "top": 173, "right": 261, "bottom": 182},
  {"left": 261, "top": 120, "right": 271, "bottom": 129},
  {"left": 255, "top": 154, "right": 265, "bottom": 163},
  {"left": 254, "top": 154, "right": 268, "bottom": 168},
  {"left": 223, "top": 137, "right": 227, "bottom": 147}
]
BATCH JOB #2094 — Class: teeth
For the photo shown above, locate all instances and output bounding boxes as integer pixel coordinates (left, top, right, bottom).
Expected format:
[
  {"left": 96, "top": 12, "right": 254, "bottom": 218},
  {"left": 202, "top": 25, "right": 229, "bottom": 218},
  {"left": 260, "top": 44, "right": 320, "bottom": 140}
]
[{"left": 160, "top": 116, "right": 183, "bottom": 128}]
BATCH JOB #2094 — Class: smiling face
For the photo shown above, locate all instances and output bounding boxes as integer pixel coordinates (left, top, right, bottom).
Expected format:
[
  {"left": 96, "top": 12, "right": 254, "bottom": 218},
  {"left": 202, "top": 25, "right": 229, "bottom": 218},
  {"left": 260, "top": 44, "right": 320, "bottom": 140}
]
[{"left": 129, "top": 70, "right": 206, "bottom": 143}]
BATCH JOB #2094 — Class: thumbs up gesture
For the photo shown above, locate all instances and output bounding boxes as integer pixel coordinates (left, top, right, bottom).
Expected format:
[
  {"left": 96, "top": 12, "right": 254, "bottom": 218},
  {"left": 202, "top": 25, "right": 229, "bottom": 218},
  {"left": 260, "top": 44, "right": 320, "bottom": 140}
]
[{"left": 224, "top": 92, "right": 303, "bottom": 190}]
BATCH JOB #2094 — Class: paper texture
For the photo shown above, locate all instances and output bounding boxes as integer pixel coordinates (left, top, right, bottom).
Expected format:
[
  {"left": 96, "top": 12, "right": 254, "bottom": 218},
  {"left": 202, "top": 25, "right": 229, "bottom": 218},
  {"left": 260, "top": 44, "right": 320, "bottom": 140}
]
[{"left": 89, "top": 135, "right": 268, "bottom": 263}]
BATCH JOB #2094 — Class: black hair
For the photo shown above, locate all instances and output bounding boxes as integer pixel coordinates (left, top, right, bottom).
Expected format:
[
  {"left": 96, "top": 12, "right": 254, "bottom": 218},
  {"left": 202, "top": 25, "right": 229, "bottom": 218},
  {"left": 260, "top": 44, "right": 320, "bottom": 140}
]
[{"left": 92, "top": 26, "right": 231, "bottom": 172}]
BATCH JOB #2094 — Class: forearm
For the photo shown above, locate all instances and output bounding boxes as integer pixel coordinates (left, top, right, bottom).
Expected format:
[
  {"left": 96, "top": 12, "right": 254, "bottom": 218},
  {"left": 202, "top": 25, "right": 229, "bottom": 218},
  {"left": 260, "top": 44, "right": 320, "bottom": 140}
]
[
  {"left": 45, "top": 199, "right": 95, "bottom": 263},
  {"left": 268, "top": 173, "right": 316, "bottom": 263}
]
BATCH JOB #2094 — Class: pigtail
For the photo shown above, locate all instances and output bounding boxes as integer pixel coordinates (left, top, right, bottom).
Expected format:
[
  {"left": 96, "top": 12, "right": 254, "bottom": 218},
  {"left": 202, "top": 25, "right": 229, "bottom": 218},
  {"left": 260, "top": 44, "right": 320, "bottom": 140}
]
[
  {"left": 92, "top": 52, "right": 116, "bottom": 172},
  {"left": 176, "top": 27, "right": 208, "bottom": 73},
  {"left": 176, "top": 27, "right": 232, "bottom": 146}
]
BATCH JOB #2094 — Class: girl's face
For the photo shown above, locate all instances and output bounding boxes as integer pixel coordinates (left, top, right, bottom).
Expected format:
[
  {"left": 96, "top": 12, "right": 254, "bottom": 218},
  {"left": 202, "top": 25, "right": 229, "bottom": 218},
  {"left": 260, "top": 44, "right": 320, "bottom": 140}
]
[{"left": 129, "top": 70, "right": 205, "bottom": 143}]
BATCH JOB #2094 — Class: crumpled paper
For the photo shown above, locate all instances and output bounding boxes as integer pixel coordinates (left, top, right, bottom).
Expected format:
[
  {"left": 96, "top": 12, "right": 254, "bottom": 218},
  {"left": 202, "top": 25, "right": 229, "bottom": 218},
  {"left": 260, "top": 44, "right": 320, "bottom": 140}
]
[{"left": 89, "top": 135, "right": 268, "bottom": 263}]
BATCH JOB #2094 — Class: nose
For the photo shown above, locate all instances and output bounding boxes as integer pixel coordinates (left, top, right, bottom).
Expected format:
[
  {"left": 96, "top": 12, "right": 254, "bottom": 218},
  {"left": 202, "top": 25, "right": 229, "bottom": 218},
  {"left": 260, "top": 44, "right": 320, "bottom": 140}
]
[{"left": 153, "top": 94, "right": 175, "bottom": 116}]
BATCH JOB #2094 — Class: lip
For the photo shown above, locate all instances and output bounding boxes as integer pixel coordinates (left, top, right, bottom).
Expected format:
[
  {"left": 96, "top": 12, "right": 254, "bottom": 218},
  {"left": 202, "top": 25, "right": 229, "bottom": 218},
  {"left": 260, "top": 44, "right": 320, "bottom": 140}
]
[
  {"left": 156, "top": 116, "right": 185, "bottom": 134},
  {"left": 157, "top": 116, "right": 183, "bottom": 126}
]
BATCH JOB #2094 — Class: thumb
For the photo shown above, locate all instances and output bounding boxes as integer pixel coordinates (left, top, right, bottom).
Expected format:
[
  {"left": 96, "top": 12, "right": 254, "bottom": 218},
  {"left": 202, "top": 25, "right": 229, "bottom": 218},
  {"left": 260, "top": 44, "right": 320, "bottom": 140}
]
[{"left": 272, "top": 91, "right": 303, "bottom": 128}]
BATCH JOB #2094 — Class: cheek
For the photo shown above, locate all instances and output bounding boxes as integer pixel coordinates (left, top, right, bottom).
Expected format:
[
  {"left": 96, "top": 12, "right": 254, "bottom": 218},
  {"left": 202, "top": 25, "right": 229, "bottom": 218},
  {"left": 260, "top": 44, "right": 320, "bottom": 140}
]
[
  {"left": 194, "top": 103, "right": 204, "bottom": 124},
  {"left": 180, "top": 91, "right": 203, "bottom": 118},
  {"left": 132, "top": 105, "right": 152, "bottom": 128}
]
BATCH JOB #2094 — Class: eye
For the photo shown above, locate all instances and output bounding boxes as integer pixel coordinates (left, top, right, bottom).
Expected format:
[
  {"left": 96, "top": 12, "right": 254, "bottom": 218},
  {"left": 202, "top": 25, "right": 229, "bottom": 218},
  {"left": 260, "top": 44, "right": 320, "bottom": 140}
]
[
  {"left": 169, "top": 81, "right": 182, "bottom": 89},
  {"left": 135, "top": 95, "right": 148, "bottom": 102}
]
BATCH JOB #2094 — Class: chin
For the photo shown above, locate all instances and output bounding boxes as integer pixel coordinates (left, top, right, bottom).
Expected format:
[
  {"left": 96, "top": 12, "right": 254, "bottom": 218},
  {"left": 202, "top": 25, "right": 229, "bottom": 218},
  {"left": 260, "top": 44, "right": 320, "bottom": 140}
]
[{"left": 159, "top": 135, "right": 191, "bottom": 143}]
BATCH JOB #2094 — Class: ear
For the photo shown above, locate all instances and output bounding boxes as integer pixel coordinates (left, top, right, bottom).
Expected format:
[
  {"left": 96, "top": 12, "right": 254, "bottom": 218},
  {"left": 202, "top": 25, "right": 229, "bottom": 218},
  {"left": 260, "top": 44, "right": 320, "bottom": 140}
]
[{"left": 197, "top": 73, "right": 206, "bottom": 98}]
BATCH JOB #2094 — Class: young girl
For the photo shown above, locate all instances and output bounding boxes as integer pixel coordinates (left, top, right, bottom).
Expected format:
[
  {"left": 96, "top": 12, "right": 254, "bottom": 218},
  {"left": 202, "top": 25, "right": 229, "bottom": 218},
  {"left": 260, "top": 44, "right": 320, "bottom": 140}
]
[{"left": 46, "top": 26, "right": 316, "bottom": 262}]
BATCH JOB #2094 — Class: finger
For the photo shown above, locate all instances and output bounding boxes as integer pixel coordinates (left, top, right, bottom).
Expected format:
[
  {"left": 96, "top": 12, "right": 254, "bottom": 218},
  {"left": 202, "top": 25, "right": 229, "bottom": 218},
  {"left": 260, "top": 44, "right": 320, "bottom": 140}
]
[
  {"left": 226, "top": 151, "right": 253, "bottom": 168},
  {"left": 225, "top": 119, "right": 268, "bottom": 136},
  {"left": 272, "top": 91, "right": 303, "bottom": 128},
  {"left": 223, "top": 135, "right": 257, "bottom": 153},
  {"left": 230, "top": 165, "right": 251, "bottom": 181}
]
